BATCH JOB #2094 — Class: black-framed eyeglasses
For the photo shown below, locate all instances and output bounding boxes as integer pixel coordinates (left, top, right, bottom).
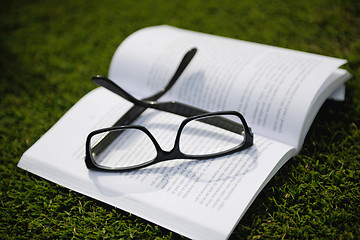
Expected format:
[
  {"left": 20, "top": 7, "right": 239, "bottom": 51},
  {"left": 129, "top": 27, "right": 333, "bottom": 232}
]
[{"left": 85, "top": 48, "right": 253, "bottom": 172}]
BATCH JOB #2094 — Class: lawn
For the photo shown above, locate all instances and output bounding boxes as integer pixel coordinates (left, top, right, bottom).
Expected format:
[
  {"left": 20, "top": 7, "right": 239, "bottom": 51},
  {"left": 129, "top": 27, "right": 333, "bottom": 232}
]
[{"left": 1, "top": 0, "right": 359, "bottom": 239}]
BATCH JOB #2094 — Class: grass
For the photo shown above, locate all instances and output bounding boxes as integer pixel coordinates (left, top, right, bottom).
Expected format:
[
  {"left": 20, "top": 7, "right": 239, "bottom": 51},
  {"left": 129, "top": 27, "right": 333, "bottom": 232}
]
[{"left": 1, "top": 0, "right": 359, "bottom": 239}]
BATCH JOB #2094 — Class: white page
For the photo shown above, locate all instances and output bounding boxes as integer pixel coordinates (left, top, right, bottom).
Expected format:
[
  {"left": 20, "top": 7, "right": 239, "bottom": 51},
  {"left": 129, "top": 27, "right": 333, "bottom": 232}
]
[
  {"left": 108, "top": 25, "right": 348, "bottom": 150},
  {"left": 18, "top": 87, "right": 295, "bottom": 240},
  {"left": 297, "top": 69, "right": 350, "bottom": 151}
]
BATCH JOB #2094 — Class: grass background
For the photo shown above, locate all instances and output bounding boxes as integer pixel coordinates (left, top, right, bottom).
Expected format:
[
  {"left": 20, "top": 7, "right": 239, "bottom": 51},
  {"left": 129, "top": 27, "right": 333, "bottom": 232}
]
[{"left": 1, "top": 0, "right": 359, "bottom": 239}]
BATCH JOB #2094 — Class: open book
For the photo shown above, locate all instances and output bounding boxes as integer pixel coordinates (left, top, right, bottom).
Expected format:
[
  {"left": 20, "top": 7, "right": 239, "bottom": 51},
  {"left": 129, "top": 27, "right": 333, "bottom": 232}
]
[{"left": 18, "top": 25, "right": 351, "bottom": 240}]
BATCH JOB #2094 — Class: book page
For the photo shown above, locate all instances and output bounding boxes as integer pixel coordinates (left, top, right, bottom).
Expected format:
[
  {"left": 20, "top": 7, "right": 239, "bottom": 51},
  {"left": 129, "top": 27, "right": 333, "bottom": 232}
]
[
  {"left": 18, "top": 88, "right": 295, "bottom": 240},
  {"left": 108, "top": 25, "right": 349, "bottom": 149}
]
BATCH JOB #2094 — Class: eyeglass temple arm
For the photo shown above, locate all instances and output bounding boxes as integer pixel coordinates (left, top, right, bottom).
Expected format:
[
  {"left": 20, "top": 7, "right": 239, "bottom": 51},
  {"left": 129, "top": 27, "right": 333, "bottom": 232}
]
[
  {"left": 93, "top": 71, "right": 248, "bottom": 135},
  {"left": 90, "top": 48, "right": 197, "bottom": 155},
  {"left": 92, "top": 48, "right": 197, "bottom": 102},
  {"left": 92, "top": 76, "right": 249, "bottom": 135},
  {"left": 149, "top": 101, "right": 250, "bottom": 135},
  {"left": 92, "top": 48, "right": 197, "bottom": 126},
  {"left": 92, "top": 76, "right": 209, "bottom": 120},
  {"left": 144, "top": 48, "right": 197, "bottom": 101}
]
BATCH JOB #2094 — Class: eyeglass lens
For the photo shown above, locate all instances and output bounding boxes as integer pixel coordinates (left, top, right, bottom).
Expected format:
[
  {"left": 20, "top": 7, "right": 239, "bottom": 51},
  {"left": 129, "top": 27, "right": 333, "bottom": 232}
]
[
  {"left": 90, "top": 128, "right": 157, "bottom": 169},
  {"left": 179, "top": 114, "right": 245, "bottom": 156}
]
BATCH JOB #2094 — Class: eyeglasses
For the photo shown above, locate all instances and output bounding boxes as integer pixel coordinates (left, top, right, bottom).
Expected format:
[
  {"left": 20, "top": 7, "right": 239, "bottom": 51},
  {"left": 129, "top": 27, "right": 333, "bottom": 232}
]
[{"left": 85, "top": 49, "right": 253, "bottom": 172}]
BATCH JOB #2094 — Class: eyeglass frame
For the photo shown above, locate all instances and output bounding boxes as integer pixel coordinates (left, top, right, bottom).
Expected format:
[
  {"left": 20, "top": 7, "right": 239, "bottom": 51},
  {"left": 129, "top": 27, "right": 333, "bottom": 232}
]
[
  {"left": 85, "top": 48, "right": 253, "bottom": 171},
  {"left": 85, "top": 110, "right": 253, "bottom": 171}
]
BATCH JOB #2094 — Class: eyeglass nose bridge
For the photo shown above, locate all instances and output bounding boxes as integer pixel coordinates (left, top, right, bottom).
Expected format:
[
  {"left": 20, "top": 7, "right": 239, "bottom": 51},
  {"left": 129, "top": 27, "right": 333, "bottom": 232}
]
[
  {"left": 146, "top": 123, "right": 188, "bottom": 163},
  {"left": 154, "top": 145, "right": 186, "bottom": 163},
  {"left": 144, "top": 117, "right": 208, "bottom": 163}
]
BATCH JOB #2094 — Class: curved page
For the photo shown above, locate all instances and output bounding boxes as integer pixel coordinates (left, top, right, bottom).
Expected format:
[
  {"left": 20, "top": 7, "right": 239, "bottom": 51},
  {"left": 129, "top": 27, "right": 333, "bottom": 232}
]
[
  {"left": 108, "top": 25, "right": 348, "bottom": 150},
  {"left": 18, "top": 88, "right": 295, "bottom": 240}
]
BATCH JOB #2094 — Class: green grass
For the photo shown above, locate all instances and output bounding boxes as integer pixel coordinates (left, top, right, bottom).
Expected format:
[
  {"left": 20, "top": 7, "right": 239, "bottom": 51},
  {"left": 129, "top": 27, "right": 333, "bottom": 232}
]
[{"left": 1, "top": 0, "right": 359, "bottom": 239}]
